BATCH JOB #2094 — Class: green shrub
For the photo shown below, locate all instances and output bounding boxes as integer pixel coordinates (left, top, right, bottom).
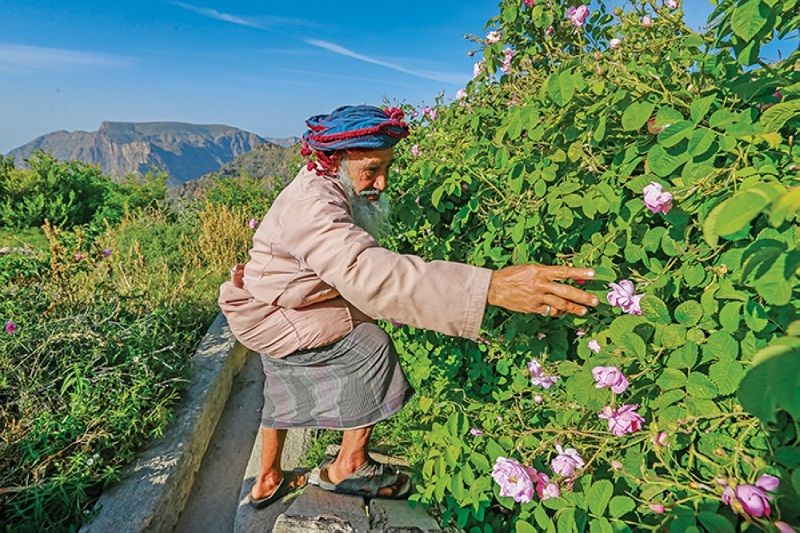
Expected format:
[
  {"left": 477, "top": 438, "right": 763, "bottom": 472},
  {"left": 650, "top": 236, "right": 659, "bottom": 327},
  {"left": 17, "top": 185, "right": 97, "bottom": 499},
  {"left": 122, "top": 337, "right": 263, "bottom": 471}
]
[{"left": 387, "top": 0, "right": 799, "bottom": 530}]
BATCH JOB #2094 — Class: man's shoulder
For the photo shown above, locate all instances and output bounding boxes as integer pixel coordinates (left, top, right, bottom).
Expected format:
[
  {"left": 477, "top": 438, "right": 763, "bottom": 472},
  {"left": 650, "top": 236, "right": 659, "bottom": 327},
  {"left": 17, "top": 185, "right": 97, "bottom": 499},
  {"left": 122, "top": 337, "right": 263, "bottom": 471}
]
[{"left": 272, "top": 167, "right": 349, "bottom": 218}]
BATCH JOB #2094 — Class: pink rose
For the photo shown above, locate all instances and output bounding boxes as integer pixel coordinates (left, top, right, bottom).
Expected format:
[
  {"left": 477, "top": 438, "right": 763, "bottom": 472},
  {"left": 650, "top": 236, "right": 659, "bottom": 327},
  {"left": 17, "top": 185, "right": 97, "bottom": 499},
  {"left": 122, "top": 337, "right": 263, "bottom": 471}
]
[
  {"left": 473, "top": 59, "right": 485, "bottom": 78},
  {"left": 587, "top": 339, "right": 601, "bottom": 353},
  {"left": 410, "top": 144, "right": 420, "bottom": 157},
  {"left": 527, "top": 359, "right": 559, "bottom": 389},
  {"left": 101, "top": 248, "right": 112, "bottom": 258},
  {"left": 641, "top": 15, "right": 652, "bottom": 27},
  {"left": 501, "top": 47, "right": 515, "bottom": 75},
  {"left": 75, "top": 252, "right": 85, "bottom": 261},
  {"left": 523, "top": 0, "right": 535, "bottom": 6},
  {"left": 643, "top": 182, "right": 673, "bottom": 214},
  {"left": 486, "top": 31, "right": 502, "bottom": 44},
  {"left": 567, "top": 5, "right": 590, "bottom": 27},
  {"left": 649, "top": 503, "right": 665, "bottom": 514},
  {"left": 534, "top": 394, "right": 543, "bottom": 404},
  {"left": 248, "top": 218, "right": 259, "bottom": 229},
  {"left": 469, "top": 428, "right": 484, "bottom": 436},
  {"left": 667, "top": 0, "right": 679, "bottom": 8},
  {"left": 611, "top": 460, "right": 623, "bottom": 471},
  {"left": 455, "top": 89, "right": 467, "bottom": 101},
  {"left": 536, "top": 472, "right": 561, "bottom": 500},
  {"left": 576, "top": 328, "right": 587, "bottom": 337},
  {"left": 774, "top": 522, "right": 795, "bottom": 533},
  {"left": 736, "top": 484, "right": 771, "bottom": 517},
  {"left": 491, "top": 457, "right": 537, "bottom": 503},
  {"left": 545, "top": 25, "right": 555, "bottom": 37},
  {"left": 609, "top": 38, "right": 621, "bottom": 49},
  {"left": 551, "top": 444, "right": 585, "bottom": 477},
  {"left": 598, "top": 404, "right": 645, "bottom": 436},
  {"left": 4, "top": 321, "right": 16, "bottom": 335},
  {"left": 607, "top": 280, "right": 643, "bottom": 315},
  {"left": 537, "top": 332, "right": 547, "bottom": 340},
  {"left": 756, "top": 474, "right": 780, "bottom": 492},
  {"left": 422, "top": 106, "right": 437, "bottom": 121},
  {"left": 592, "top": 366, "right": 629, "bottom": 394},
  {"left": 652, "top": 431, "right": 668, "bottom": 447}
]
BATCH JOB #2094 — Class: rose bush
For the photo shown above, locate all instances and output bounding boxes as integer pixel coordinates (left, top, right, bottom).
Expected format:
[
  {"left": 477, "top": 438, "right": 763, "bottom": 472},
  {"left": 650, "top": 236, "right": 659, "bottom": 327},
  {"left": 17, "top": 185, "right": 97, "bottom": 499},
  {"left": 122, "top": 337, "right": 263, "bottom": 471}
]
[{"left": 384, "top": 0, "right": 799, "bottom": 530}]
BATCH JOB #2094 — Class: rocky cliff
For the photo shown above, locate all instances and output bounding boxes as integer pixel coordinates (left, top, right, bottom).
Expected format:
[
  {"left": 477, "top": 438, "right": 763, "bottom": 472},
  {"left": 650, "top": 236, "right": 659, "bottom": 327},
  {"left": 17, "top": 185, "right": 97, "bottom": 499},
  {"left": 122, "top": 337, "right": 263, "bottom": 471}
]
[{"left": 7, "top": 121, "right": 269, "bottom": 184}]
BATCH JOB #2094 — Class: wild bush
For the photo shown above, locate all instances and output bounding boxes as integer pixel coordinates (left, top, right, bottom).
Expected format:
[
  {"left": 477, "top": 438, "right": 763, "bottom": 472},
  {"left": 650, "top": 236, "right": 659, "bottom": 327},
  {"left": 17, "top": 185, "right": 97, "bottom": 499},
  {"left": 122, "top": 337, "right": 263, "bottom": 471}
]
[{"left": 387, "top": 0, "right": 799, "bottom": 531}]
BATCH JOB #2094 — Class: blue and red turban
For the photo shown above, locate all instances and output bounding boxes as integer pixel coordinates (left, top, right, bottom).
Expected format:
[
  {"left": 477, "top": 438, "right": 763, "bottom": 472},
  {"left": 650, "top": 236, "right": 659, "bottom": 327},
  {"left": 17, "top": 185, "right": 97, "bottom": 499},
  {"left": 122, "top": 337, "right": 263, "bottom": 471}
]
[{"left": 301, "top": 105, "right": 409, "bottom": 176}]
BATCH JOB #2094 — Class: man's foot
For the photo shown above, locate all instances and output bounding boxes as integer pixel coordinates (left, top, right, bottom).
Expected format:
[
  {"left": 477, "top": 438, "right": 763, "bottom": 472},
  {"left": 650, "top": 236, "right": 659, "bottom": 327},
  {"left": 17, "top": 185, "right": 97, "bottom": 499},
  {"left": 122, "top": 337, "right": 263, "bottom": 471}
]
[
  {"left": 322, "top": 459, "right": 410, "bottom": 498},
  {"left": 250, "top": 470, "right": 307, "bottom": 501}
]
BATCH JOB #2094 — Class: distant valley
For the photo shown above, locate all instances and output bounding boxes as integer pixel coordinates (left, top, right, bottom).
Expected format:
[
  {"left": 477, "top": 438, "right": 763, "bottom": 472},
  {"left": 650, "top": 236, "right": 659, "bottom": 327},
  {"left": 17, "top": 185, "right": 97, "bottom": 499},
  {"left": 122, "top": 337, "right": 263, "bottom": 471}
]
[{"left": 6, "top": 121, "right": 299, "bottom": 185}]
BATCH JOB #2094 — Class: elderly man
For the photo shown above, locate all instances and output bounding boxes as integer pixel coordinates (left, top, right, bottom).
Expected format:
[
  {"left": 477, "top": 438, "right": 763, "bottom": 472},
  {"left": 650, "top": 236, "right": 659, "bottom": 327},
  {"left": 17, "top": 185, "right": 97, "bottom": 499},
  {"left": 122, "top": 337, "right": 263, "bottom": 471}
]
[{"left": 218, "top": 105, "right": 598, "bottom": 507}]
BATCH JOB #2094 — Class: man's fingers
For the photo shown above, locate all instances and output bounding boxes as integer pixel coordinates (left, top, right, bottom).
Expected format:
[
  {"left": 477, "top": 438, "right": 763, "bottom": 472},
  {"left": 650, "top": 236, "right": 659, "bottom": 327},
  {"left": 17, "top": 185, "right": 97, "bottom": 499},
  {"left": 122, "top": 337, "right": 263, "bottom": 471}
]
[
  {"left": 542, "top": 295, "right": 588, "bottom": 316},
  {"left": 545, "top": 265, "right": 596, "bottom": 281},
  {"left": 548, "top": 283, "right": 600, "bottom": 307}
]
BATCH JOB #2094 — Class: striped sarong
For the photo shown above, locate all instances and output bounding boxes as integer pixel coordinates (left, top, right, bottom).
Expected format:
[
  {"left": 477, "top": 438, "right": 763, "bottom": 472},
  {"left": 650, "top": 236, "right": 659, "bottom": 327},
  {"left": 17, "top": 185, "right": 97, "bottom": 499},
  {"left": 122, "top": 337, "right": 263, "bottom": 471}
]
[{"left": 259, "top": 323, "right": 414, "bottom": 429}]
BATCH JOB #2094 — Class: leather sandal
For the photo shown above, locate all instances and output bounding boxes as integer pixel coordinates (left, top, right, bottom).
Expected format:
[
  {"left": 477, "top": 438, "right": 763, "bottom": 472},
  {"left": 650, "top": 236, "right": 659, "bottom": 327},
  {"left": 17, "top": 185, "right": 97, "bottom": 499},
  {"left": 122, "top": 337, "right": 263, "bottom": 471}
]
[{"left": 315, "top": 457, "right": 411, "bottom": 499}]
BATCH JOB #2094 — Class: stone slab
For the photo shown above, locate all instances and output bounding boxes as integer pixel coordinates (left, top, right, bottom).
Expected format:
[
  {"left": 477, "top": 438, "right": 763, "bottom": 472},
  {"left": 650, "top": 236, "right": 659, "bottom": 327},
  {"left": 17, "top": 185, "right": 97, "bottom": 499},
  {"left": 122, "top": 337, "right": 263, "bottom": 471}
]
[
  {"left": 81, "top": 313, "right": 248, "bottom": 533},
  {"left": 368, "top": 499, "right": 441, "bottom": 532},
  {"left": 234, "top": 427, "right": 317, "bottom": 532},
  {"left": 273, "top": 485, "right": 368, "bottom": 533}
]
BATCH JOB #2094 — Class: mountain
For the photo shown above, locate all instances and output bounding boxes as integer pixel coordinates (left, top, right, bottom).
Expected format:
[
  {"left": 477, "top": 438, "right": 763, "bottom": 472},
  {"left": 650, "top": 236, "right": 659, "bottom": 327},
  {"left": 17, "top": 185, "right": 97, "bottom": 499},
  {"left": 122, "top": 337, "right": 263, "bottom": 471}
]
[
  {"left": 7, "top": 121, "right": 268, "bottom": 184},
  {"left": 264, "top": 136, "right": 300, "bottom": 148}
]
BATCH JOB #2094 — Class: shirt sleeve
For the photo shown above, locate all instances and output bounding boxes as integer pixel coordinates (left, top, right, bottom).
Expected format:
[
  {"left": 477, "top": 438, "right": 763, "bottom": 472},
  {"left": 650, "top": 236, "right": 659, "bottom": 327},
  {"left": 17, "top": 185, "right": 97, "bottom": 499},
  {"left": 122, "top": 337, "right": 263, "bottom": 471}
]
[{"left": 279, "top": 195, "right": 492, "bottom": 340}]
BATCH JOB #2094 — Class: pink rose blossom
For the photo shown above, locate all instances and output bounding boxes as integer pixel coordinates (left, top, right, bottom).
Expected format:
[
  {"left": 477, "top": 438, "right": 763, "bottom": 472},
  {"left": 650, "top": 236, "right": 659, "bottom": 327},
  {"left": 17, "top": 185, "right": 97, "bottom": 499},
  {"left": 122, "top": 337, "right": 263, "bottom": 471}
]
[
  {"left": 527, "top": 359, "right": 559, "bottom": 389},
  {"left": 537, "top": 332, "right": 547, "bottom": 340},
  {"left": 588, "top": 339, "right": 601, "bottom": 353},
  {"left": 667, "top": 0, "right": 679, "bottom": 8},
  {"left": 735, "top": 484, "right": 772, "bottom": 517},
  {"left": 422, "top": 106, "right": 437, "bottom": 121},
  {"left": 501, "top": 47, "right": 515, "bottom": 75},
  {"left": 607, "top": 280, "right": 644, "bottom": 315},
  {"left": 410, "top": 144, "right": 420, "bottom": 157},
  {"left": 567, "top": 5, "right": 590, "bottom": 27},
  {"left": 545, "top": 25, "right": 555, "bottom": 37},
  {"left": 774, "top": 522, "right": 795, "bottom": 533},
  {"left": 576, "top": 328, "right": 587, "bottom": 337},
  {"left": 533, "top": 394, "right": 543, "bottom": 404},
  {"left": 641, "top": 15, "right": 652, "bottom": 27},
  {"left": 248, "top": 218, "right": 259, "bottom": 229},
  {"left": 652, "top": 431, "right": 668, "bottom": 447},
  {"left": 455, "top": 89, "right": 467, "bottom": 101},
  {"left": 75, "top": 252, "right": 85, "bottom": 261},
  {"left": 5, "top": 321, "right": 16, "bottom": 335},
  {"left": 486, "top": 31, "right": 502, "bottom": 44},
  {"left": 523, "top": 0, "right": 535, "bottom": 6},
  {"left": 536, "top": 473, "right": 560, "bottom": 500},
  {"left": 609, "top": 38, "right": 621, "bottom": 49},
  {"left": 469, "top": 428, "right": 484, "bottom": 436},
  {"left": 491, "top": 457, "right": 537, "bottom": 503},
  {"left": 643, "top": 182, "right": 673, "bottom": 214},
  {"left": 611, "top": 460, "right": 623, "bottom": 471},
  {"left": 101, "top": 248, "right": 112, "bottom": 257},
  {"left": 756, "top": 474, "right": 780, "bottom": 491},
  {"left": 598, "top": 404, "right": 645, "bottom": 436},
  {"left": 473, "top": 59, "right": 485, "bottom": 78},
  {"left": 649, "top": 503, "right": 665, "bottom": 514},
  {"left": 592, "top": 366, "right": 629, "bottom": 394},
  {"left": 551, "top": 444, "right": 585, "bottom": 477}
]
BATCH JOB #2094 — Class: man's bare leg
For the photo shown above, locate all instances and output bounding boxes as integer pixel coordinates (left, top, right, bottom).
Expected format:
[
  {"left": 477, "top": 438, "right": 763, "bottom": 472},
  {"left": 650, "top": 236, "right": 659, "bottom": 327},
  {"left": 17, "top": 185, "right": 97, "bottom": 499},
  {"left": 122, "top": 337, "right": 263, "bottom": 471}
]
[
  {"left": 324, "top": 425, "right": 408, "bottom": 496},
  {"left": 251, "top": 427, "right": 306, "bottom": 500}
]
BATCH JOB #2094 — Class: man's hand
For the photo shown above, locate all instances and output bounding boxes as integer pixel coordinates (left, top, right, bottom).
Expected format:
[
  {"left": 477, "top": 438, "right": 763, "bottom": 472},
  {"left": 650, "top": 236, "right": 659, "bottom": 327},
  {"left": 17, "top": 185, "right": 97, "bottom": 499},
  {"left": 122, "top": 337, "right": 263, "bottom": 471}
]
[
  {"left": 231, "top": 263, "right": 245, "bottom": 289},
  {"left": 487, "top": 264, "right": 599, "bottom": 317}
]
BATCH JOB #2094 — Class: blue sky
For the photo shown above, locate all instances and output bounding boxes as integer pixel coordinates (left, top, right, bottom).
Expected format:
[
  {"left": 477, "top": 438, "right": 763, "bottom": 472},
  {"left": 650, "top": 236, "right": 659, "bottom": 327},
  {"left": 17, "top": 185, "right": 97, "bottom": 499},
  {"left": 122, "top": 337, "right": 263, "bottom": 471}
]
[{"left": 0, "top": 1, "right": 795, "bottom": 153}]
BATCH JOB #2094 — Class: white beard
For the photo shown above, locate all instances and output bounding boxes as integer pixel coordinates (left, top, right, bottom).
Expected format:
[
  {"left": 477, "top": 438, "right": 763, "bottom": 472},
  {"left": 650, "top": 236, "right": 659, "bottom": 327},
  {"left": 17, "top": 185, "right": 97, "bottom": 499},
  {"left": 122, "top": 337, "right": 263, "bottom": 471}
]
[{"left": 336, "top": 164, "right": 391, "bottom": 243}]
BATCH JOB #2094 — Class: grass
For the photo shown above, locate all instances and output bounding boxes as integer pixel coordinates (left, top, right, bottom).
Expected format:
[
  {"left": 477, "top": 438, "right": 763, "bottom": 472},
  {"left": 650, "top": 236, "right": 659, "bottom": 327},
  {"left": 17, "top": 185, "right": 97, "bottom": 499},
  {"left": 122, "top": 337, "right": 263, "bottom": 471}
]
[{"left": 0, "top": 227, "right": 48, "bottom": 249}]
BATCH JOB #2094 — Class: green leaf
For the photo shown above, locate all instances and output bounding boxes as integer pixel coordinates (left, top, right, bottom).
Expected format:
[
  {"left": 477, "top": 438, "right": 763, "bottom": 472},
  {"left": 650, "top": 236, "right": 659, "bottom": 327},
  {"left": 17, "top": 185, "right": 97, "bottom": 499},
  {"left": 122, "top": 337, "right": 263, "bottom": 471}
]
[
  {"left": 703, "top": 332, "right": 739, "bottom": 362},
  {"left": 658, "top": 120, "right": 693, "bottom": 147},
  {"left": 706, "top": 184, "right": 781, "bottom": 243},
  {"left": 697, "top": 512, "right": 735, "bottom": 533},
  {"left": 687, "top": 129, "right": 716, "bottom": 157},
  {"left": 731, "top": 0, "right": 768, "bottom": 41},
  {"left": 761, "top": 100, "right": 800, "bottom": 132},
  {"left": 709, "top": 361, "right": 745, "bottom": 395},
  {"left": 587, "top": 480, "right": 614, "bottom": 516},
  {"left": 657, "top": 368, "right": 686, "bottom": 390},
  {"left": 667, "top": 343, "right": 698, "bottom": 369},
  {"left": 647, "top": 144, "right": 687, "bottom": 177},
  {"left": 719, "top": 302, "right": 742, "bottom": 332},
  {"left": 589, "top": 518, "right": 614, "bottom": 533},
  {"left": 641, "top": 296, "right": 671, "bottom": 324},
  {"left": 674, "top": 300, "right": 703, "bottom": 327},
  {"left": 769, "top": 187, "right": 800, "bottom": 226},
  {"left": 516, "top": 521, "right": 538, "bottom": 533},
  {"left": 620, "top": 332, "right": 646, "bottom": 359},
  {"left": 622, "top": 101, "right": 656, "bottom": 131},
  {"left": 687, "top": 373, "right": 719, "bottom": 399},
  {"left": 690, "top": 95, "right": 716, "bottom": 123},
  {"left": 486, "top": 438, "right": 506, "bottom": 461},
  {"left": 608, "top": 496, "right": 635, "bottom": 518},
  {"left": 738, "top": 343, "right": 800, "bottom": 423},
  {"left": 548, "top": 70, "right": 575, "bottom": 107}
]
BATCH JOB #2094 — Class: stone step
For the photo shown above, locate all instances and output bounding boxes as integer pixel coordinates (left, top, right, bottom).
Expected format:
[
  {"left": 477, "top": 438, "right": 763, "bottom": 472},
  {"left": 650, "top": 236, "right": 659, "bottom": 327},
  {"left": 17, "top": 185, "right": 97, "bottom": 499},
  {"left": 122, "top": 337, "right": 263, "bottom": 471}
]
[
  {"left": 368, "top": 498, "right": 442, "bottom": 533},
  {"left": 273, "top": 485, "right": 369, "bottom": 532}
]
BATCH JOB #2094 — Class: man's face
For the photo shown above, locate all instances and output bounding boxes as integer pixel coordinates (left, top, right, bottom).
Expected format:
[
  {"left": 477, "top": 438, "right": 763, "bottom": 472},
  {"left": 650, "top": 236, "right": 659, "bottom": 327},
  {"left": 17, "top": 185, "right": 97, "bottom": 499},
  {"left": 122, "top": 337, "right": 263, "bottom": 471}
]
[{"left": 344, "top": 147, "right": 395, "bottom": 202}]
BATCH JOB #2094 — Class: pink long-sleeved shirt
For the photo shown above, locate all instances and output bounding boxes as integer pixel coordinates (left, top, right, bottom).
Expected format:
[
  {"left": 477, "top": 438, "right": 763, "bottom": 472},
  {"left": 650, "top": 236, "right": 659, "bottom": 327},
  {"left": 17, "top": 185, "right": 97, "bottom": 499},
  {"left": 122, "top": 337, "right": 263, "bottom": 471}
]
[{"left": 218, "top": 166, "right": 492, "bottom": 357}]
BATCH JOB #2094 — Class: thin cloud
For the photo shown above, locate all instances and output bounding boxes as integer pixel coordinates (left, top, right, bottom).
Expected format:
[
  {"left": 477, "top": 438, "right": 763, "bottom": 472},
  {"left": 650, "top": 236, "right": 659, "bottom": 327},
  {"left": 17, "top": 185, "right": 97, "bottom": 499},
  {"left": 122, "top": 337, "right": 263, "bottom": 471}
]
[
  {"left": 171, "top": 2, "right": 318, "bottom": 30},
  {"left": 305, "top": 39, "right": 467, "bottom": 85},
  {"left": 0, "top": 43, "right": 130, "bottom": 69}
]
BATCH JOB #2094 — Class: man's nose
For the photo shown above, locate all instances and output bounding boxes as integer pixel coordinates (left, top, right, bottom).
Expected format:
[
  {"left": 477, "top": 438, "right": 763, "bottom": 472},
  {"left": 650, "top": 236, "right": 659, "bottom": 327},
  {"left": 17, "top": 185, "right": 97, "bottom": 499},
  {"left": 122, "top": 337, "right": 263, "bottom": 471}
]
[{"left": 373, "top": 173, "right": 387, "bottom": 191}]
